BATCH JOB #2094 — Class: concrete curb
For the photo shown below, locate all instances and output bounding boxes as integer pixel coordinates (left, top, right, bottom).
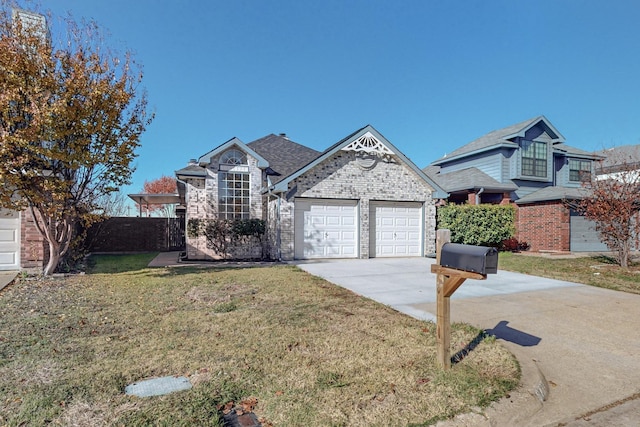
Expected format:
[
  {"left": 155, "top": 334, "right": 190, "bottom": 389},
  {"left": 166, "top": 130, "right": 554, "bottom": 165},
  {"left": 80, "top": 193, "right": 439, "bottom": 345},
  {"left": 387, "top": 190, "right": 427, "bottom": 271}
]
[{"left": 435, "top": 345, "right": 549, "bottom": 427}]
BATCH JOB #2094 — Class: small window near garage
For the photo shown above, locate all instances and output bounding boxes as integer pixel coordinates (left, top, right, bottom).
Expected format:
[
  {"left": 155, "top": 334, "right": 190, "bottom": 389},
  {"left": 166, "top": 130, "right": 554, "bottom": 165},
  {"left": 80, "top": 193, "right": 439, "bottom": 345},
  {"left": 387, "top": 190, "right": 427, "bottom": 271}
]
[
  {"left": 569, "top": 159, "right": 591, "bottom": 182},
  {"left": 218, "top": 149, "right": 250, "bottom": 219}
]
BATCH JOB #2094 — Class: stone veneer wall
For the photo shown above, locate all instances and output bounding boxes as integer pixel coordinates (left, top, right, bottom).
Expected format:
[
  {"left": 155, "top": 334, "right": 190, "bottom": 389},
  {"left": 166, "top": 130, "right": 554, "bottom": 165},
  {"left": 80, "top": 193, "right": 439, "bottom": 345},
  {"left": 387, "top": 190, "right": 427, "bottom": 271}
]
[
  {"left": 277, "top": 150, "right": 437, "bottom": 260},
  {"left": 515, "top": 201, "right": 570, "bottom": 252},
  {"left": 184, "top": 152, "right": 264, "bottom": 260}
]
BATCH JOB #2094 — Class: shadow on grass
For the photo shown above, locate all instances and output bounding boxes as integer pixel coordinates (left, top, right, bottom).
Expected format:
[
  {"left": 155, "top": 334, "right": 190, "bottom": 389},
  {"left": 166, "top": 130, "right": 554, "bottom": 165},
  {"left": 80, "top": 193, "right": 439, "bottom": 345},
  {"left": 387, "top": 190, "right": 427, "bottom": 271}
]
[
  {"left": 590, "top": 254, "right": 619, "bottom": 265},
  {"left": 451, "top": 321, "right": 542, "bottom": 365},
  {"left": 144, "top": 261, "right": 290, "bottom": 278}
]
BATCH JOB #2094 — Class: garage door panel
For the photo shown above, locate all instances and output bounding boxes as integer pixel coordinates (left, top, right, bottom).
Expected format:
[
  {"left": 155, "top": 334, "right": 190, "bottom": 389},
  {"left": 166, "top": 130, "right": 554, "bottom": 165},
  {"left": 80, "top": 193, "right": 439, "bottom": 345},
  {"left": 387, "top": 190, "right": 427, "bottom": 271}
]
[
  {"left": 570, "top": 212, "right": 608, "bottom": 252},
  {"left": 295, "top": 199, "right": 358, "bottom": 259},
  {"left": 0, "top": 209, "right": 20, "bottom": 270},
  {"left": 0, "top": 229, "right": 16, "bottom": 242},
  {"left": 371, "top": 202, "right": 423, "bottom": 257}
]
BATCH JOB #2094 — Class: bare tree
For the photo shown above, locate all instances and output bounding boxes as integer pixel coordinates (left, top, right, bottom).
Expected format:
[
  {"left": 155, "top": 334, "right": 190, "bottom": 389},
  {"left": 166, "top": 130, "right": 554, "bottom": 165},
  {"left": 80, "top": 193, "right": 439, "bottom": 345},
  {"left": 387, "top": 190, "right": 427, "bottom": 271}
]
[{"left": 575, "top": 146, "right": 640, "bottom": 268}]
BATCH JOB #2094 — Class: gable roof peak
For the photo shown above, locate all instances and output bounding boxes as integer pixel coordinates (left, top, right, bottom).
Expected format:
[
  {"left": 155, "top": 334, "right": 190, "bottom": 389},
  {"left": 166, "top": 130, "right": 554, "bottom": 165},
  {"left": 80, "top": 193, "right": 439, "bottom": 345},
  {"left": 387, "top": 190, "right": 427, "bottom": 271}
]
[
  {"left": 196, "top": 136, "right": 269, "bottom": 168},
  {"left": 432, "top": 115, "right": 565, "bottom": 165}
]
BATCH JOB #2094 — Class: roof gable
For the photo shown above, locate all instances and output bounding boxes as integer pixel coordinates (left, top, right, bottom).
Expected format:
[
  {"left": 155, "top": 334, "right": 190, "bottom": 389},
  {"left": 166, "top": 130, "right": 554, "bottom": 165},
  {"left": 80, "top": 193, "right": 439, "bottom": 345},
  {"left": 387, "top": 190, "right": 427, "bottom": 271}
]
[
  {"left": 432, "top": 116, "right": 566, "bottom": 165},
  {"left": 272, "top": 125, "right": 447, "bottom": 198},
  {"left": 197, "top": 137, "right": 269, "bottom": 168}
]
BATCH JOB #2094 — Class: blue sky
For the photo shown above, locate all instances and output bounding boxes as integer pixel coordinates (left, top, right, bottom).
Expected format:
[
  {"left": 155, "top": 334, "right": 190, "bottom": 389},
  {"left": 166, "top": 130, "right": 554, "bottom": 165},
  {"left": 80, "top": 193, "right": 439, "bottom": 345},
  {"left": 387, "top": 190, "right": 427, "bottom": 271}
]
[{"left": 43, "top": 0, "right": 640, "bottom": 210}]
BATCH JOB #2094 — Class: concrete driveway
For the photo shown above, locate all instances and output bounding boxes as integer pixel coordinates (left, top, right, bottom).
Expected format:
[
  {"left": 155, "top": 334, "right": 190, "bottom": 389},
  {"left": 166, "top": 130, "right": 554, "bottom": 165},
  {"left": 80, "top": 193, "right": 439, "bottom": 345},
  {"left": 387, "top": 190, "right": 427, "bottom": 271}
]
[{"left": 295, "top": 257, "right": 640, "bottom": 426}]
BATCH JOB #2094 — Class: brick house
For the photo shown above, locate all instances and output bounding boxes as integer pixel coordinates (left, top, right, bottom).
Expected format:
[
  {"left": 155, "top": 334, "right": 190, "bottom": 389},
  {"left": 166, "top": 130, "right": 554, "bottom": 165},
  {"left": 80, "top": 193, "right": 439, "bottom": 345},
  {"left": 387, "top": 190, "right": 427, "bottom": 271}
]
[
  {"left": 175, "top": 125, "right": 447, "bottom": 261},
  {"left": 424, "top": 116, "right": 606, "bottom": 252}
]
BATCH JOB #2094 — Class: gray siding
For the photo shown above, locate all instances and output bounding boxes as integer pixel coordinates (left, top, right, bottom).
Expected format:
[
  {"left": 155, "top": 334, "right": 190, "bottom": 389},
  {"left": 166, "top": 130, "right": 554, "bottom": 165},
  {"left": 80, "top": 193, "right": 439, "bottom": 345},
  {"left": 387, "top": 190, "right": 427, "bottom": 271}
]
[{"left": 440, "top": 151, "right": 504, "bottom": 181}]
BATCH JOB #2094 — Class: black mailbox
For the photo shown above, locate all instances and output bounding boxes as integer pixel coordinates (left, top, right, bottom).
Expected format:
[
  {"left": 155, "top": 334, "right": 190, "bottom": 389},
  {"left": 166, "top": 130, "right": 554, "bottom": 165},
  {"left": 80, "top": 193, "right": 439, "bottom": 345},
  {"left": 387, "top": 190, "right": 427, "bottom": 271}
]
[{"left": 440, "top": 243, "right": 498, "bottom": 275}]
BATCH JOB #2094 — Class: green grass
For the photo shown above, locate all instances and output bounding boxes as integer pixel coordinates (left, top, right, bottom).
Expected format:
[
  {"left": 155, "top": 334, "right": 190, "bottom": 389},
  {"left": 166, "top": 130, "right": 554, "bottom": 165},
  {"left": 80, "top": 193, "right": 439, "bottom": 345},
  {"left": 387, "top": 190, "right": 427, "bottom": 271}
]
[
  {"left": 85, "top": 252, "right": 159, "bottom": 273},
  {"left": 0, "top": 255, "right": 519, "bottom": 426},
  {"left": 499, "top": 252, "right": 640, "bottom": 294}
]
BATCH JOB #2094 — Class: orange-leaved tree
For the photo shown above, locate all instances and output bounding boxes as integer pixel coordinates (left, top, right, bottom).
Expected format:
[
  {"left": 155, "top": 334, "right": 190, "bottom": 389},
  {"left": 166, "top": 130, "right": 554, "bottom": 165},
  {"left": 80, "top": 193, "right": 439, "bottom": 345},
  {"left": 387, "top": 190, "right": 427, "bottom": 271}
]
[
  {"left": 0, "top": 4, "right": 152, "bottom": 274},
  {"left": 139, "top": 175, "right": 178, "bottom": 217},
  {"left": 575, "top": 147, "right": 640, "bottom": 268}
]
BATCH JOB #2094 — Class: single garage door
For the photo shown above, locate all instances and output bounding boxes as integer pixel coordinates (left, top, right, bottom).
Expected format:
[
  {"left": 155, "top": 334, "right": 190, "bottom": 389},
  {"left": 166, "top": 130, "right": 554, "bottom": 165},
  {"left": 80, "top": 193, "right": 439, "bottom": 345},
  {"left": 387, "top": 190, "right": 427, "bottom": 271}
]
[
  {"left": 0, "top": 209, "right": 20, "bottom": 270},
  {"left": 371, "top": 202, "right": 423, "bottom": 257},
  {"left": 570, "top": 210, "right": 608, "bottom": 252},
  {"left": 294, "top": 199, "right": 358, "bottom": 259}
]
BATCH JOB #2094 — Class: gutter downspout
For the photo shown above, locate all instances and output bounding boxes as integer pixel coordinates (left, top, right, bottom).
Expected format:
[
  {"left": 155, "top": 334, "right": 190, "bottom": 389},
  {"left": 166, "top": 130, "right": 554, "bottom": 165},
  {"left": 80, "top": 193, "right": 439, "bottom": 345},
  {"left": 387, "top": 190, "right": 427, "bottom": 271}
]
[
  {"left": 266, "top": 178, "right": 282, "bottom": 262},
  {"left": 176, "top": 178, "right": 189, "bottom": 257},
  {"left": 475, "top": 187, "right": 485, "bottom": 205}
]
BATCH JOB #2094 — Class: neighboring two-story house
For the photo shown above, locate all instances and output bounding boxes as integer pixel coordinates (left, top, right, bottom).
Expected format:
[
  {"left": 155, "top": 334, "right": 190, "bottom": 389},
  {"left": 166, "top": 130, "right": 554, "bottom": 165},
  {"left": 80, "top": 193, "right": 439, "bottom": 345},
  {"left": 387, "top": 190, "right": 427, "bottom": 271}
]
[
  {"left": 424, "top": 116, "right": 605, "bottom": 252},
  {"left": 176, "top": 125, "right": 447, "bottom": 261}
]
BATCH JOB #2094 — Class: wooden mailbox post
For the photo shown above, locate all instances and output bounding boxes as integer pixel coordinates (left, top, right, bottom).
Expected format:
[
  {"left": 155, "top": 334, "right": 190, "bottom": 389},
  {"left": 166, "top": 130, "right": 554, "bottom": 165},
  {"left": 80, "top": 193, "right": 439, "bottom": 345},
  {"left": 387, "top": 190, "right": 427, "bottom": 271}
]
[{"left": 431, "top": 229, "right": 497, "bottom": 370}]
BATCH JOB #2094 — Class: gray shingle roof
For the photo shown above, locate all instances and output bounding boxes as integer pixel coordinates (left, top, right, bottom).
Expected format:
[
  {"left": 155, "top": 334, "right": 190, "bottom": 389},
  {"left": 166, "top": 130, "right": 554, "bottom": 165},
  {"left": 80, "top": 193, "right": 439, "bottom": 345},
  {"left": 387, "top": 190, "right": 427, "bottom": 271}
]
[
  {"left": 553, "top": 143, "right": 599, "bottom": 158},
  {"left": 247, "top": 134, "right": 321, "bottom": 184},
  {"left": 433, "top": 117, "right": 541, "bottom": 163},
  {"left": 175, "top": 163, "right": 206, "bottom": 178},
  {"left": 515, "top": 186, "right": 587, "bottom": 204},
  {"left": 431, "top": 115, "right": 573, "bottom": 165},
  {"left": 594, "top": 144, "right": 640, "bottom": 173},
  {"left": 424, "top": 165, "right": 517, "bottom": 193}
]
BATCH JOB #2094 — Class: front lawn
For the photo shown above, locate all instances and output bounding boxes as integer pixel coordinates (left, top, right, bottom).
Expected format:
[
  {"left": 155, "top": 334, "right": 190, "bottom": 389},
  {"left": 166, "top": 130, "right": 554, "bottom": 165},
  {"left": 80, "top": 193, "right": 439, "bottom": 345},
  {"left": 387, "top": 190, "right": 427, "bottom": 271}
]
[
  {"left": 499, "top": 252, "right": 640, "bottom": 294},
  {"left": 0, "top": 256, "right": 519, "bottom": 426}
]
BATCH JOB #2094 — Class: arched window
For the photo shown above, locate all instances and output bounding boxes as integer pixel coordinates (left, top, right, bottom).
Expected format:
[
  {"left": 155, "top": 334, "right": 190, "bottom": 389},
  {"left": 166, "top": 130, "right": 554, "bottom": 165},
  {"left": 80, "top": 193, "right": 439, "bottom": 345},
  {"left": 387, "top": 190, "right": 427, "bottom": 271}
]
[
  {"left": 218, "top": 149, "right": 250, "bottom": 219},
  {"left": 219, "top": 149, "right": 247, "bottom": 166}
]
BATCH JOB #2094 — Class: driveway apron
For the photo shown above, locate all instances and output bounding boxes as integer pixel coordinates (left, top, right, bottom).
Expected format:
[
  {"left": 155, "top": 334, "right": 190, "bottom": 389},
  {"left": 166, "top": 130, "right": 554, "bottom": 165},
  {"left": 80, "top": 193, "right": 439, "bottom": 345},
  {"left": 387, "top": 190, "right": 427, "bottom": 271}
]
[{"left": 295, "top": 257, "right": 640, "bottom": 426}]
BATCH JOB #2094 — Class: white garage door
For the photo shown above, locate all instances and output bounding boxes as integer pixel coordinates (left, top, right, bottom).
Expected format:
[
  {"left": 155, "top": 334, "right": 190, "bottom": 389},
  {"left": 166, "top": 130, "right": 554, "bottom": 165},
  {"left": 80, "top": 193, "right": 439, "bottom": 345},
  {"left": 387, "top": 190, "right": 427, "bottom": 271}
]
[
  {"left": 294, "top": 199, "right": 358, "bottom": 259},
  {"left": 371, "top": 202, "right": 423, "bottom": 257},
  {"left": 0, "top": 209, "right": 20, "bottom": 270}
]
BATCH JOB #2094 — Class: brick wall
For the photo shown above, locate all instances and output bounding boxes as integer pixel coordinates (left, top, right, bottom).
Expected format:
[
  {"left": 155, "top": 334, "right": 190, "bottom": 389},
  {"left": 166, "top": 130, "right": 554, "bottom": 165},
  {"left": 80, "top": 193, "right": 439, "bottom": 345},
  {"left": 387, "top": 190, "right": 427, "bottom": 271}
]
[
  {"left": 516, "top": 201, "right": 570, "bottom": 252},
  {"left": 21, "top": 208, "right": 46, "bottom": 270},
  {"left": 279, "top": 150, "right": 437, "bottom": 260},
  {"left": 184, "top": 153, "right": 264, "bottom": 260}
]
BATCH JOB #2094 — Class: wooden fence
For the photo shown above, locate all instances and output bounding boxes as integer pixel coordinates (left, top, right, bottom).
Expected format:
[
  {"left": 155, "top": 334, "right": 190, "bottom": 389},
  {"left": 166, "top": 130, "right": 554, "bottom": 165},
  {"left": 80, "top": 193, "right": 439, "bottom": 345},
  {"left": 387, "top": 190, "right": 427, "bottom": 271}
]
[{"left": 88, "top": 217, "right": 185, "bottom": 253}]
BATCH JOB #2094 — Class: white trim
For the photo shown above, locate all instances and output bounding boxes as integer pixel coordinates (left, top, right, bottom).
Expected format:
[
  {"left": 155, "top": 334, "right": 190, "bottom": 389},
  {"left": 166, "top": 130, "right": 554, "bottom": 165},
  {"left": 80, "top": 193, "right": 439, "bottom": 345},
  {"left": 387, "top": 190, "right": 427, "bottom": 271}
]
[{"left": 341, "top": 131, "right": 395, "bottom": 159}]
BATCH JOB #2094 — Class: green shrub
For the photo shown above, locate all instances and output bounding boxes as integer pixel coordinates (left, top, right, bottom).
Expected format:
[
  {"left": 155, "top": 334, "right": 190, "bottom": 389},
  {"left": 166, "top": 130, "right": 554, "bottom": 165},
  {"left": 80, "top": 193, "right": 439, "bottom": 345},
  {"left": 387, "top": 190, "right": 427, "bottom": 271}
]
[{"left": 437, "top": 204, "right": 515, "bottom": 247}]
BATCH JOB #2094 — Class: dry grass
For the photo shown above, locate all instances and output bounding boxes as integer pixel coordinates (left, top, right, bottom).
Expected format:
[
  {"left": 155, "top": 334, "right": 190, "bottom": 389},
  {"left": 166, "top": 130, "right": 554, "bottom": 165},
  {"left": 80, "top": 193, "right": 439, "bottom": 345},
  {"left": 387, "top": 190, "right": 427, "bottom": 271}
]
[
  {"left": 499, "top": 252, "right": 640, "bottom": 294},
  {"left": 0, "top": 256, "right": 519, "bottom": 426}
]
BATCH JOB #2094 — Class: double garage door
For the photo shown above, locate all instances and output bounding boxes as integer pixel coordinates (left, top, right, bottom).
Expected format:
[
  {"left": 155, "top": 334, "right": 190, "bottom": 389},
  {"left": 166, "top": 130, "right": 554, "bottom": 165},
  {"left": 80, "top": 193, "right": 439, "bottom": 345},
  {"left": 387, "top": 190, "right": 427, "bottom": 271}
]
[{"left": 294, "top": 199, "right": 422, "bottom": 259}]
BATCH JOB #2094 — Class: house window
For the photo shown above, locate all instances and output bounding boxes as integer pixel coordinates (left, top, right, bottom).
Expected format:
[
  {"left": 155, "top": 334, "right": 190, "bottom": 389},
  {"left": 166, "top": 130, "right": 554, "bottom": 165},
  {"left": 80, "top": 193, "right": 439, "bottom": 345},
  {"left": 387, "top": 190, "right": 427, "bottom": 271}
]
[
  {"left": 521, "top": 140, "right": 547, "bottom": 178},
  {"left": 569, "top": 159, "right": 591, "bottom": 182},
  {"left": 218, "top": 149, "right": 250, "bottom": 219}
]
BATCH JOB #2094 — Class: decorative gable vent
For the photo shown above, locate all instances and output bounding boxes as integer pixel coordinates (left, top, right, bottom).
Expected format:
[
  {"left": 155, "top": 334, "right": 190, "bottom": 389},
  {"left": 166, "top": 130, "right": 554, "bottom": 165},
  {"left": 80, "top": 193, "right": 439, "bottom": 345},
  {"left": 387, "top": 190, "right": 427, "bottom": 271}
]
[{"left": 342, "top": 131, "right": 395, "bottom": 164}]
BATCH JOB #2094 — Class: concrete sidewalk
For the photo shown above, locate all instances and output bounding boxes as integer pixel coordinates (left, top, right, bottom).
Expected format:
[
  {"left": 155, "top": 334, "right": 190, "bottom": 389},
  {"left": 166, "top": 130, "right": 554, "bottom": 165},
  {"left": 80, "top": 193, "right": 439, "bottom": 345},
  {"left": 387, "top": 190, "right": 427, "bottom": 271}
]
[
  {"left": 0, "top": 270, "right": 18, "bottom": 293},
  {"left": 296, "top": 258, "right": 640, "bottom": 426}
]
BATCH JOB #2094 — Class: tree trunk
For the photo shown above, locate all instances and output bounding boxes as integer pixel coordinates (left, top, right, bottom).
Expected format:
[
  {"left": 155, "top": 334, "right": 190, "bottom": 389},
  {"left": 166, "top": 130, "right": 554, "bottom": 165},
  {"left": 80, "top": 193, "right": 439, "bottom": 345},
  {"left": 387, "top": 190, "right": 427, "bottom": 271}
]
[
  {"left": 30, "top": 206, "right": 73, "bottom": 276},
  {"left": 44, "top": 239, "right": 61, "bottom": 276},
  {"left": 619, "top": 240, "right": 630, "bottom": 269}
]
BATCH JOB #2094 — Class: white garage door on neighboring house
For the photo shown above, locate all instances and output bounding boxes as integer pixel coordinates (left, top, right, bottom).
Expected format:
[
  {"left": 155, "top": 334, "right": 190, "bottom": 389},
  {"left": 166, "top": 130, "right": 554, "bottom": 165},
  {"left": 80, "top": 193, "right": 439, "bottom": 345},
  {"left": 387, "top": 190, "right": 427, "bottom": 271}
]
[
  {"left": 294, "top": 199, "right": 358, "bottom": 259},
  {"left": 0, "top": 209, "right": 20, "bottom": 270},
  {"left": 371, "top": 202, "right": 423, "bottom": 257}
]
